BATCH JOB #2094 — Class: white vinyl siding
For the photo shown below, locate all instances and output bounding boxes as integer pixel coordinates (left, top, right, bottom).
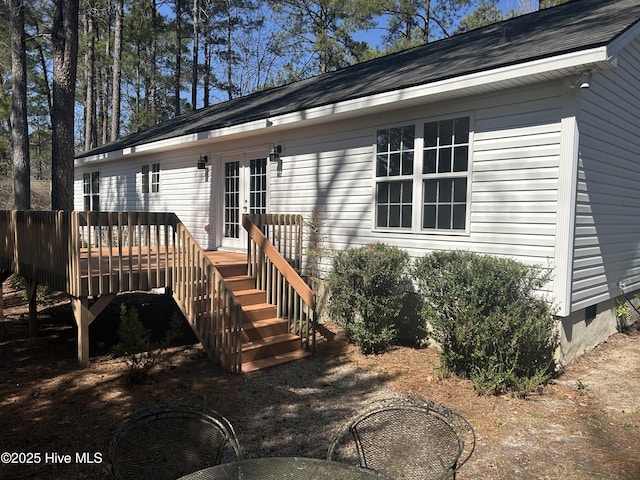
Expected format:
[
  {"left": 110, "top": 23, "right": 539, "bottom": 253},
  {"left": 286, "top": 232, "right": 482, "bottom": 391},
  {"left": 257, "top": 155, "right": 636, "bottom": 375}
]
[
  {"left": 74, "top": 148, "right": 214, "bottom": 248},
  {"left": 74, "top": 83, "right": 567, "bottom": 308},
  {"left": 269, "top": 85, "right": 563, "bottom": 285},
  {"left": 572, "top": 36, "right": 640, "bottom": 310}
]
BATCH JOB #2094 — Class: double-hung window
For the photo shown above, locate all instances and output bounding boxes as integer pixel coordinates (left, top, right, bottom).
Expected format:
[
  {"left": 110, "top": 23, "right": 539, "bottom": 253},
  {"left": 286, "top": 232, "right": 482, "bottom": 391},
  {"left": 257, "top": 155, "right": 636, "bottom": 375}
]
[
  {"left": 375, "top": 125, "right": 415, "bottom": 228},
  {"left": 374, "top": 116, "right": 470, "bottom": 232},
  {"left": 83, "top": 171, "right": 100, "bottom": 211},
  {"left": 422, "top": 117, "right": 469, "bottom": 230},
  {"left": 142, "top": 163, "right": 160, "bottom": 194}
]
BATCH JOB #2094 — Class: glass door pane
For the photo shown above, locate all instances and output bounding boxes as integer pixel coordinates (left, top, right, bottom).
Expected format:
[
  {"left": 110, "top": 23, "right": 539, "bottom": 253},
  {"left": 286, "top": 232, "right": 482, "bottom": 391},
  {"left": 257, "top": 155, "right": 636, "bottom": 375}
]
[
  {"left": 249, "top": 158, "right": 267, "bottom": 214},
  {"left": 224, "top": 161, "right": 240, "bottom": 239}
]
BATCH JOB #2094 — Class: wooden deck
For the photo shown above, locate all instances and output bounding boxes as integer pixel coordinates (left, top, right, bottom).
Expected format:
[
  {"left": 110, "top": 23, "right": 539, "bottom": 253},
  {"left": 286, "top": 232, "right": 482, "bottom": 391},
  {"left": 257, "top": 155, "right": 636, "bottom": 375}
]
[
  {"left": 0, "top": 211, "right": 314, "bottom": 372},
  {"left": 204, "top": 251, "right": 247, "bottom": 266},
  {"left": 77, "top": 247, "right": 246, "bottom": 293}
]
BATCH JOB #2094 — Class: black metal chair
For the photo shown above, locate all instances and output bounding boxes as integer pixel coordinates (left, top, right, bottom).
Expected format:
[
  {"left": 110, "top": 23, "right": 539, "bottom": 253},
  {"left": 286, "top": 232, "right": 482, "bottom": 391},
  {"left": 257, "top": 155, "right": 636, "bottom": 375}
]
[
  {"left": 327, "top": 397, "right": 475, "bottom": 480},
  {"left": 109, "top": 405, "right": 243, "bottom": 480}
]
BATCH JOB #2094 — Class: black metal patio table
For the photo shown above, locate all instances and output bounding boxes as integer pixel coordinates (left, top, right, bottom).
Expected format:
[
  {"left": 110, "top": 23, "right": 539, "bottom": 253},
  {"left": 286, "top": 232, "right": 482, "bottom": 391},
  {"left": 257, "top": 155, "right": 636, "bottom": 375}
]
[{"left": 176, "top": 457, "right": 392, "bottom": 480}]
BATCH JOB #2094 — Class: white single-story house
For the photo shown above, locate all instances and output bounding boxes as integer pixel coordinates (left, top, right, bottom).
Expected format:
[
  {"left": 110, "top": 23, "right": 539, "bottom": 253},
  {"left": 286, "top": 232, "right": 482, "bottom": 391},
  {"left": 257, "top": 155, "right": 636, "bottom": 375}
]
[{"left": 75, "top": 0, "right": 640, "bottom": 365}]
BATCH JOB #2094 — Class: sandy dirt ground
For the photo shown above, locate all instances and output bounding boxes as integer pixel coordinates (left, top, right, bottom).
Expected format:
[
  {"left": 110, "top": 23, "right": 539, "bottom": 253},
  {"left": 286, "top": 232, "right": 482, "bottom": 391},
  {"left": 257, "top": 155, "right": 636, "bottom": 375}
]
[{"left": 1, "top": 281, "right": 639, "bottom": 479}]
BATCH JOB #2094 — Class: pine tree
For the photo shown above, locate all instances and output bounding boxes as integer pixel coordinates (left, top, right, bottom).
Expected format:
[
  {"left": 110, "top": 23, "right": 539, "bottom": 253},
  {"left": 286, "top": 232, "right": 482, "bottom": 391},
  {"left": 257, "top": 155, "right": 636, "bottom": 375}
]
[
  {"left": 51, "top": 0, "right": 79, "bottom": 211},
  {"left": 10, "top": 0, "right": 30, "bottom": 210}
]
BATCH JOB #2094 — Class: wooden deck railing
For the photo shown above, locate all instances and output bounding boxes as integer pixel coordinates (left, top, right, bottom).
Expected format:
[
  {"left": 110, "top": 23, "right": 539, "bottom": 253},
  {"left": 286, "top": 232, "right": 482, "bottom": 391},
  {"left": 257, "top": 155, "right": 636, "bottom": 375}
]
[
  {"left": 247, "top": 213, "right": 303, "bottom": 270},
  {"left": 243, "top": 214, "right": 316, "bottom": 352},
  {"left": 70, "top": 211, "right": 180, "bottom": 296},
  {"left": 173, "top": 223, "right": 243, "bottom": 372},
  {"left": 0, "top": 210, "right": 71, "bottom": 293},
  {"left": 0, "top": 210, "right": 244, "bottom": 372}
]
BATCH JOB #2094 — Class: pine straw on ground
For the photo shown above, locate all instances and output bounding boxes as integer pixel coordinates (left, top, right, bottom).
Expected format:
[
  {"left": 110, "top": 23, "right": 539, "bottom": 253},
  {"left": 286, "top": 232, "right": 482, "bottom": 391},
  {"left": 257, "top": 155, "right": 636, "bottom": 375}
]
[{"left": 1, "top": 284, "right": 639, "bottom": 479}]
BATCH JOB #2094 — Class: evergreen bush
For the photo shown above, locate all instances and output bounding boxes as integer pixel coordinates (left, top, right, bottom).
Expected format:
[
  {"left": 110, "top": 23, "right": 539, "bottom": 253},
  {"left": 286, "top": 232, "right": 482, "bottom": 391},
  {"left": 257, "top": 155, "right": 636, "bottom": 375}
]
[
  {"left": 112, "top": 303, "right": 182, "bottom": 384},
  {"left": 413, "top": 250, "right": 557, "bottom": 396},
  {"left": 327, "top": 243, "right": 410, "bottom": 354}
]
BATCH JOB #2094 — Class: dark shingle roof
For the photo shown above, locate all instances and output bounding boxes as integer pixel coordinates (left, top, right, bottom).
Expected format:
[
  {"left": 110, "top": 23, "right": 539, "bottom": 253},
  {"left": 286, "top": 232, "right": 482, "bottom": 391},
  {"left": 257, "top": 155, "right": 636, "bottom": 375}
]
[{"left": 80, "top": 0, "right": 640, "bottom": 158}]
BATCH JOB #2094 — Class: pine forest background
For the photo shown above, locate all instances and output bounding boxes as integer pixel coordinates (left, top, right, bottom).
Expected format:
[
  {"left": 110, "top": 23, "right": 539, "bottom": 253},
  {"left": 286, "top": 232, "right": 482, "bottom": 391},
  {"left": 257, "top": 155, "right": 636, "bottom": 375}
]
[{"left": 0, "top": 0, "right": 568, "bottom": 209}]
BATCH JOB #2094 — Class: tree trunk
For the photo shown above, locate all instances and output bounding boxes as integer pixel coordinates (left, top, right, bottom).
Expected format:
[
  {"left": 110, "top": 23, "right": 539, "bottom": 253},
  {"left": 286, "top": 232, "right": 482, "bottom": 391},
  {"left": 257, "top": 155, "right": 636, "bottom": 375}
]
[
  {"left": 34, "top": 20, "right": 53, "bottom": 114},
  {"left": 225, "top": 0, "right": 233, "bottom": 100},
  {"left": 11, "top": 0, "right": 30, "bottom": 210},
  {"left": 110, "top": 0, "right": 123, "bottom": 141},
  {"left": 424, "top": 0, "right": 431, "bottom": 43},
  {"left": 192, "top": 0, "right": 199, "bottom": 110},
  {"left": 174, "top": 0, "right": 182, "bottom": 116},
  {"left": 83, "top": 4, "right": 97, "bottom": 151},
  {"left": 51, "top": 0, "right": 80, "bottom": 211},
  {"left": 203, "top": 37, "right": 210, "bottom": 107},
  {"left": 151, "top": 0, "right": 158, "bottom": 119},
  {"left": 99, "top": 11, "right": 112, "bottom": 146}
]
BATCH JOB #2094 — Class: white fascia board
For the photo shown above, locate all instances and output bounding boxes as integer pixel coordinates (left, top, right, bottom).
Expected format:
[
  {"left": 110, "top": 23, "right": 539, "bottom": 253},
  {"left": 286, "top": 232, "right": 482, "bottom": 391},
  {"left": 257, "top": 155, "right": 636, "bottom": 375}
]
[
  {"left": 76, "top": 47, "right": 611, "bottom": 165},
  {"left": 75, "top": 118, "right": 269, "bottom": 165},
  {"left": 75, "top": 150, "right": 121, "bottom": 166},
  {"left": 267, "top": 47, "right": 611, "bottom": 127}
]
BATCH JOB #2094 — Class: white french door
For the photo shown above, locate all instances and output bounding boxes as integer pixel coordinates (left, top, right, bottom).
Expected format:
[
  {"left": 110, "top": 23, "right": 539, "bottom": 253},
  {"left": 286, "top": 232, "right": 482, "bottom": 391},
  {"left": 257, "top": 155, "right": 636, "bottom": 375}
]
[{"left": 220, "top": 156, "right": 268, "bottom": 250}]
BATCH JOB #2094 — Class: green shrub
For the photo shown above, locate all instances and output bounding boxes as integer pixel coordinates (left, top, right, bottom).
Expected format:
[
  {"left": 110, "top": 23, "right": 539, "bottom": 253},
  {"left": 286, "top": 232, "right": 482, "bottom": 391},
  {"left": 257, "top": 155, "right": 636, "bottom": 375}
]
[
  {"left": 413, "top": 250, "right": 557, "bottom": 396},
  {"left": 112, "top": 304, "right": 183, "bottom": 384},
  {"left": 327, "top": 243, "right": 411, "bottom": 354}
]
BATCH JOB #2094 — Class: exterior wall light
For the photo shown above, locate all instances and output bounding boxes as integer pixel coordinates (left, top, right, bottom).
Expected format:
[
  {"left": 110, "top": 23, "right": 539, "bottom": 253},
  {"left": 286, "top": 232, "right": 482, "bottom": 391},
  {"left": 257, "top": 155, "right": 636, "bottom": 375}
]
[
  {"left": 197, "top": 155, "right": 208, "bottom": 169},
  {"left": 269, "top": 145, "right": 282, "bottom": 162},
  {"left": 578, "top": 74, "right": 591, "bottom": 89},
  {"left": 565, "top": 73, "right": 591, "bottom": 89}
]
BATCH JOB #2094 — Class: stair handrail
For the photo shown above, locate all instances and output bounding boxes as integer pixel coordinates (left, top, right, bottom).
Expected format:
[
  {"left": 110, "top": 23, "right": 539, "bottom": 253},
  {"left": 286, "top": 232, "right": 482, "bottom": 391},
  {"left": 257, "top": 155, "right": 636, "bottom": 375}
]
[
  {"left": 242, "top": 214, "right": 315, "bottom": 351},
  {"left": 245, "top": 213, "right": 303, "bottom": 269},
  {"left": 172, "top": 221, "right": 244, "bottom": 372}
]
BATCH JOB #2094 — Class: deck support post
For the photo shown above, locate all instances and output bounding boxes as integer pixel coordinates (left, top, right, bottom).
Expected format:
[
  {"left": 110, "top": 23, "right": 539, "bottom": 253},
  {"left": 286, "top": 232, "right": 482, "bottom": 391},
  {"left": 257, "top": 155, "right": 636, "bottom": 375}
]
[
  {"left": 25, "top": 280, "right": 38, "bottom": 337},
  {"left": 71, "top": 294, "right": 116, "bottom": 367}
]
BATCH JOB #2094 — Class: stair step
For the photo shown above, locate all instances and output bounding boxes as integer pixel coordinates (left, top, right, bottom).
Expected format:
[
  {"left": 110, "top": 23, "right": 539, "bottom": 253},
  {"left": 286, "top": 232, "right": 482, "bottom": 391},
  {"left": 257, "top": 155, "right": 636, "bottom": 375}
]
[
  {"left": 242, "top": 349, "right": 312, "bottom": 373},
  {"left": 242, "top": 333, "right": 301, "bottom": 362},
  {"left": 215, "top": 263, "right": 247, "bottom": 278},
  {"left": 234, "top": 288, "right": 267, "bottom": 306},
  {"left": 225, "top": 275, "right": 255, "bottom": 292},
  {"left": 242, "top": 303, "right": 278, "bottom": 322},
  {"left": 208, "top": 257, "right": 310, "bottom": 372},
  {"left": 242, "top": 317, "right": 289, "bottom": 342}
]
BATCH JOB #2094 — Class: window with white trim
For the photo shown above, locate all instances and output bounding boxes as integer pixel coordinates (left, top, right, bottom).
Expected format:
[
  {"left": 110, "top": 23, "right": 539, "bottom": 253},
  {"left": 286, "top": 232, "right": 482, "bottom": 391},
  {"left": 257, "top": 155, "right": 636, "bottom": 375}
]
[
  {"left": 83, "top": 171, "right": 100, "bottom": 211},
  {"left": 374, "top": 116, "right": 470, "bottom": 231},
  {"left": 142, "top": 163, "right": 160, "bottom": 194},
  {"left": 422, "top": 117, "right": 469, "bottom": 230},
  {"left": 375, "top": 125, "right": 415, "bottom": 228}
]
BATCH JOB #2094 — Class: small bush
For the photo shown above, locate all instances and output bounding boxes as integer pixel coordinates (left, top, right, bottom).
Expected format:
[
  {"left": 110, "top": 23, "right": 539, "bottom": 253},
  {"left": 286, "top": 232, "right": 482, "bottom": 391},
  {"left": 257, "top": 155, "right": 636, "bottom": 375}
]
[
  {"left": 616, "top": 298, "right": 633, "bottom": 332},
  {"left": 112, "top": 304, "right": 182, "bottom": 384},
  {"left": 303, "top": 208, "right": 329, "bottom": 285},
  {"left": 327, "top": 243, "right": 410, "bottom": 354},
  {"left": 413, "top": 250, "right": 557, "bottom": 396}
]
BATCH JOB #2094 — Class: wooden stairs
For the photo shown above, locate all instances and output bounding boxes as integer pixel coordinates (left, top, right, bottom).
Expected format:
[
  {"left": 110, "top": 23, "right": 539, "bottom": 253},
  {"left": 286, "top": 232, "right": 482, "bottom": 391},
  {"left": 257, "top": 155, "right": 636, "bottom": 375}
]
[{"left": 215, "top": 261, "right": 311, "bottom": 372}]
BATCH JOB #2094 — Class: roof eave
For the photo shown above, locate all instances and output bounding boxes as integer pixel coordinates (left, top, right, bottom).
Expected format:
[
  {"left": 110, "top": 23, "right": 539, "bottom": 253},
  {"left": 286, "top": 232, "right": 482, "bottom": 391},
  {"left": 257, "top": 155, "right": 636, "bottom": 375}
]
[{"left": 75, "top": 46, "right": 612, "bottom": 166}]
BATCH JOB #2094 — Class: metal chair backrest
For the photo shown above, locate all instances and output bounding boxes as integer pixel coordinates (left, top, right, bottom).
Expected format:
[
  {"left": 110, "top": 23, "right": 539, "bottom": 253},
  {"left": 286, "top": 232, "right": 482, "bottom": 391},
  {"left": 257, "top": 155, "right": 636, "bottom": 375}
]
[
  {"left": 327, "top": 397, "right": 475, "bottom": 480},
  {"left": 109, "top": 405, "right": 243, "bottom": 480}
]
